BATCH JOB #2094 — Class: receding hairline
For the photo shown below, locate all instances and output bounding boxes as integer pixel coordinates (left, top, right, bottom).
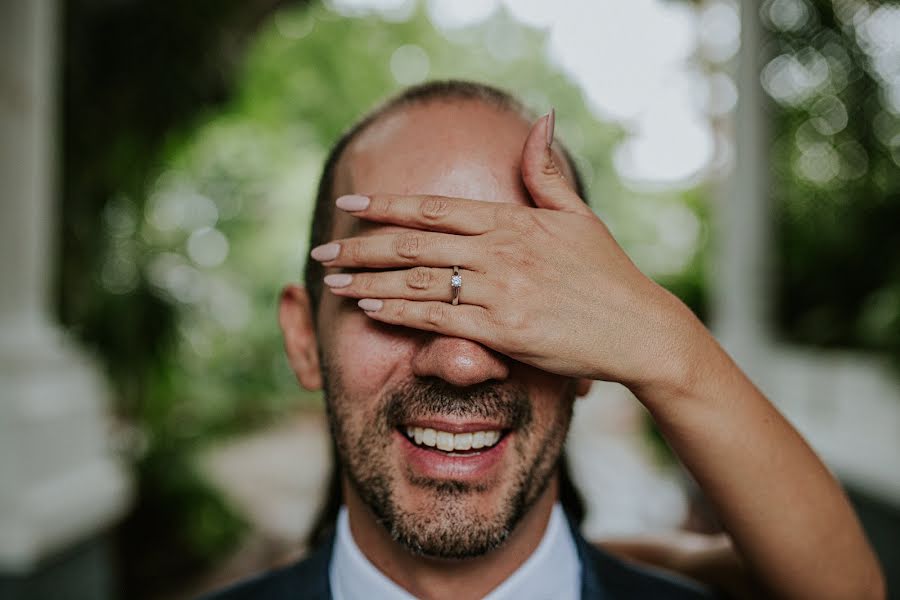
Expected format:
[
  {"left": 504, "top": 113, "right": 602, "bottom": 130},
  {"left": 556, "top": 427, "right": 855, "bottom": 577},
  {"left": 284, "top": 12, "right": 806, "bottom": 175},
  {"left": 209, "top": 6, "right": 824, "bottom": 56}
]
[{"left": 330, "top": 97, "right": 577, "bottom": 206}]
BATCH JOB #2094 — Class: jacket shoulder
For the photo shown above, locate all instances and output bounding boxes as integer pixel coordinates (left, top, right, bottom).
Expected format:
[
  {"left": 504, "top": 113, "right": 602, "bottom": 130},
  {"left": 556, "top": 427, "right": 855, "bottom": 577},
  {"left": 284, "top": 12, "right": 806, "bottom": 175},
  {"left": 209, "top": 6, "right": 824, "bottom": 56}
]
[
  {"left": 580, "top": 541, "right": 717, "bottom": 599},
  {"left": 197, "top": 539, "right": 332, "bottom": 600}
]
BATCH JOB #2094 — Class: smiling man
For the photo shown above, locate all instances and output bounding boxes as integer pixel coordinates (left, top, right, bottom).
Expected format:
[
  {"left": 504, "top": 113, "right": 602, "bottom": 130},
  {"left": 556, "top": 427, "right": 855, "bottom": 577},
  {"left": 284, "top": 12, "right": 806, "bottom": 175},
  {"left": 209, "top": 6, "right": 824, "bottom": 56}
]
[
  {"left": 202, "top": 81, "right": 884, "bottom": 600},
  {"left": 291, "top": 85, "right": 619, "bottom": 599}
]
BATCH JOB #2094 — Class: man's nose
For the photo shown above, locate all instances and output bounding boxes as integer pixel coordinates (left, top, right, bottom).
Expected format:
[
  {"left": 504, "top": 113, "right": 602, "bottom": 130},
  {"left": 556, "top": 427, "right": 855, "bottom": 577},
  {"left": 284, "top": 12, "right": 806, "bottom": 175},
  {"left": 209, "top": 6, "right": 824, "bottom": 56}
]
[{"left": 411, "top": 335, "right": 509, "bottom": 387}]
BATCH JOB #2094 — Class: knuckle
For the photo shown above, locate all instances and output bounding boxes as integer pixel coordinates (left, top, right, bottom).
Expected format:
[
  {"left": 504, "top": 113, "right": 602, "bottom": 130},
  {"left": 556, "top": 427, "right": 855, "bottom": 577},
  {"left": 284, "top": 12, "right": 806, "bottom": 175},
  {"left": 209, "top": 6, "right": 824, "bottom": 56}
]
[
  {"left": 369, "top": 194, "right": 390, "bottom": 216},
  {"left": 499, "top": 308, "right": 531, "bottom": 339},
  {"left": 379, "top": 195, "right": 397, "bottom": 217},
  {"left": 420, "top": 197, "right": 451, "bottom": 221},
  {"left": 496, "top": 206, "right": 534, "bottom": 233},
  {"left": 356, "top": 273, "right": 376, "bottom": 293},
  {"left": 542, "top": 158, "right": 562, "bottom": 178},
  {"left": 493, "top": 235, "right": 533, "bottom": 268},
  {"left": 346, "top": 240, "right": 364, "bottom": 264},
  {"left": 395, "top": 232, "right": 423, "bottom": 259},
  {"left": 392, "top": 301, "right": 407, "bottom": 319},
  {"left": 424, "top": 303, "right": 446, "bottom": 326},
  {"left": 406, "top": 266, "right": 433, "bottom": 290}
]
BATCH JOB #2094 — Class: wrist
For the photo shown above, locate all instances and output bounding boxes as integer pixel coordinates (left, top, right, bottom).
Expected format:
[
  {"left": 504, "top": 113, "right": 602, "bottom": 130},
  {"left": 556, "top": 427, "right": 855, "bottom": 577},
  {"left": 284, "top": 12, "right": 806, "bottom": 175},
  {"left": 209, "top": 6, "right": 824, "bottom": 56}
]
[{"left": 624, "top": 295, "right": 726, "bottom": 413}]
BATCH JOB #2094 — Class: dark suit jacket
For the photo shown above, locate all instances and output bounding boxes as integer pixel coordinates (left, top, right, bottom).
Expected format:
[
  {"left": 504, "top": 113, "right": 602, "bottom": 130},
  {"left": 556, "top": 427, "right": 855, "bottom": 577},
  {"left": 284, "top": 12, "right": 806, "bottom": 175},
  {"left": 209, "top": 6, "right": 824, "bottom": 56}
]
[{"left": 201, "top": 517, "right": 716, "bottom": 599}]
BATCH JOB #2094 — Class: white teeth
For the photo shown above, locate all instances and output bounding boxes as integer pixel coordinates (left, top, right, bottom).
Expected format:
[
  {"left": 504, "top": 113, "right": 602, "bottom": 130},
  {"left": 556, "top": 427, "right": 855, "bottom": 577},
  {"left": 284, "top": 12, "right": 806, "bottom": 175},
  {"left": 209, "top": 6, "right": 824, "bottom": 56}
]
[
  {"left": 406, "top": 427, "right": 502, "bottom": 451},
  {"left": 436, "top": 431, "right": 454, "bottom": 451},
  {"left": 422, "top": 428, "right": 437, "bottom": 447}
]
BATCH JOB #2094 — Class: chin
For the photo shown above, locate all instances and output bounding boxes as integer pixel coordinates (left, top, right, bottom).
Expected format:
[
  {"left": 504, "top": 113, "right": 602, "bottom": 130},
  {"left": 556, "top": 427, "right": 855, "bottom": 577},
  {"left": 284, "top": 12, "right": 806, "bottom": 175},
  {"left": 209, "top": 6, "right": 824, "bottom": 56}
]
[
  {"left": 385, "top": 497, "right": 517, "bottom": 559},
  {"left": 364, "top": 461, "right": 551, "bottom": 560}
]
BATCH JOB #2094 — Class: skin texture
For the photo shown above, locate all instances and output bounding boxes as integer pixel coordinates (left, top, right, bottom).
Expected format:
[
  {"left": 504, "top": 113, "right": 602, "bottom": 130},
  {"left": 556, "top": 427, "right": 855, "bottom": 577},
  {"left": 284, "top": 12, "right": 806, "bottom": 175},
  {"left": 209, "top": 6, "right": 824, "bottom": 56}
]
[{"left": 280, "top": 100, "right": 886, "bottom": 600}]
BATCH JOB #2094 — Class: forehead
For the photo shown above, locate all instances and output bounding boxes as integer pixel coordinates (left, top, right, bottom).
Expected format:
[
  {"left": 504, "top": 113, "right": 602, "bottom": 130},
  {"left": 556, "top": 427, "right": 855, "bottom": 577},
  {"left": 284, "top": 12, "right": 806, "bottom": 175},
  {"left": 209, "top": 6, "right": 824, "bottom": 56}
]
[{"left": 332, "top": 100, "right": 534, "bottom": 236}]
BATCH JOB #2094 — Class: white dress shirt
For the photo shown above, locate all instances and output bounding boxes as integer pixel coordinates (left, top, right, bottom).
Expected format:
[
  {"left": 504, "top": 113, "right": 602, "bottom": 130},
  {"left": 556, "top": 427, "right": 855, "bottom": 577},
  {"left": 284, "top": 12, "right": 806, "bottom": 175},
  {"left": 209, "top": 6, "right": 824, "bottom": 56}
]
[{"left": 329, "top": 503, "right": 581, "bottom": 600}]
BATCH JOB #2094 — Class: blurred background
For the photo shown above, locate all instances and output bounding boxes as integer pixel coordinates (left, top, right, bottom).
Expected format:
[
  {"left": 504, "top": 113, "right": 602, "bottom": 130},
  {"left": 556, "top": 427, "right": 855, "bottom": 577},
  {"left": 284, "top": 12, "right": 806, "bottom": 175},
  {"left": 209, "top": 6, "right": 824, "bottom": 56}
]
[{"left": 1, "top": 0, "right": 899, "bottom": 598}]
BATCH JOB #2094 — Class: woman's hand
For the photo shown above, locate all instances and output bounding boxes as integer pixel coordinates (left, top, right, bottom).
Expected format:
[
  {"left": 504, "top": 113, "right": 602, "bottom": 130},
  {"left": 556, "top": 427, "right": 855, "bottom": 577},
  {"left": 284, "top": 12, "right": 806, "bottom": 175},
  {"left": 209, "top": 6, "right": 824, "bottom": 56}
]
[{"left": 310, "top": 113, "right": 701, "bottom": 393}]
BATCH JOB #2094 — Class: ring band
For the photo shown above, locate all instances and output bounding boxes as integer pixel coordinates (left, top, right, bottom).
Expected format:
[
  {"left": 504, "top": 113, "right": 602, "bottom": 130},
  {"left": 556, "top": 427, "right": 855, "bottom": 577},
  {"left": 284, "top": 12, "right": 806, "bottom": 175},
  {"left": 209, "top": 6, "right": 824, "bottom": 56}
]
[{"left": 450, "top": 266, "right": 462, "bottom": 305}]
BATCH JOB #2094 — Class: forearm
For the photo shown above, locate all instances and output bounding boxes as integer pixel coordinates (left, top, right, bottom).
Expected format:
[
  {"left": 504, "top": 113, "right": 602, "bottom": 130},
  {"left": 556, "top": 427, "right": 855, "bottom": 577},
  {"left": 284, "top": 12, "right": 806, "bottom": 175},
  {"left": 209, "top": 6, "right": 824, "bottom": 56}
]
[{"left": 631, "top": 309, "right": 885, "bottom": 600}]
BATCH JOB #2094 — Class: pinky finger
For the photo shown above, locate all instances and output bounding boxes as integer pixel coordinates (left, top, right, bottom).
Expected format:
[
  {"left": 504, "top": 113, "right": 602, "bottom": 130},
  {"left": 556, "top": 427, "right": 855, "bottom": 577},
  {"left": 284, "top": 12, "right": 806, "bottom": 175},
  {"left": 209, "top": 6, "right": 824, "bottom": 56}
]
[{"left": 357, "top": 298, "right": 493, "bottom": 342}]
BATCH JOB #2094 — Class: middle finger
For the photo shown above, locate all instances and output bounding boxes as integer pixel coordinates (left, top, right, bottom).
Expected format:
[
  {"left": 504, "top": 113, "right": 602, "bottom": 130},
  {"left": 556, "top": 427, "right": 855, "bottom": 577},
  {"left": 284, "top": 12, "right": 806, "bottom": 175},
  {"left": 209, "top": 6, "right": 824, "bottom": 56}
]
[{"left": 310, "top": 231, "right": 481, "bottom": 270}]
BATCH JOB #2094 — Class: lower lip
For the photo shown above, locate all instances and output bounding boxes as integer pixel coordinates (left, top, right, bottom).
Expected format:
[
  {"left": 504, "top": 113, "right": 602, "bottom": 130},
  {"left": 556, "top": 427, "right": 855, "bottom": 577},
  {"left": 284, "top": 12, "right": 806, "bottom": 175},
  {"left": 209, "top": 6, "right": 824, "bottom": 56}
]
[{"left": 396, "top": 430, "right": 510, "bottom": 482}]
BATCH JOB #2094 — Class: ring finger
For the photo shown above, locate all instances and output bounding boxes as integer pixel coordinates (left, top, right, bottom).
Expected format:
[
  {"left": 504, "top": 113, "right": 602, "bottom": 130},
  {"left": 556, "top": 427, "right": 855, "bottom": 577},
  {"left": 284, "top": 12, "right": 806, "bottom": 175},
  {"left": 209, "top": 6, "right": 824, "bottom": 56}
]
[{"left": 324, "top": 267, "right": 491, "bottom": 307}]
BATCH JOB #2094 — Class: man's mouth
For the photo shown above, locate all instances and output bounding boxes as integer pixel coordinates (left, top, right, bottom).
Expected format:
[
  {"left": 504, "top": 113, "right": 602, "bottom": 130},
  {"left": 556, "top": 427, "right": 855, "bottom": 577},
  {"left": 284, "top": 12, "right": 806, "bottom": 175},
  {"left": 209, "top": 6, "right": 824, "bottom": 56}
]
[
  {"left": 395, "top": 420, "right": 512, "bottom": 480},
  {"left": 400, "top": 426, "right": 507, "bottom": 455}
]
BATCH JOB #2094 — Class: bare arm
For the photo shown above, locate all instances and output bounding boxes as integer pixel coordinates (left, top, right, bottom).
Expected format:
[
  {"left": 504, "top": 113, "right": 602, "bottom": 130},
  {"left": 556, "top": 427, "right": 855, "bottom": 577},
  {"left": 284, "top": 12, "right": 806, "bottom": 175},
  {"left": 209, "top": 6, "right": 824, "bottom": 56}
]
[{"left": 624, "top": 302, "right": 885, "bottom": 600}]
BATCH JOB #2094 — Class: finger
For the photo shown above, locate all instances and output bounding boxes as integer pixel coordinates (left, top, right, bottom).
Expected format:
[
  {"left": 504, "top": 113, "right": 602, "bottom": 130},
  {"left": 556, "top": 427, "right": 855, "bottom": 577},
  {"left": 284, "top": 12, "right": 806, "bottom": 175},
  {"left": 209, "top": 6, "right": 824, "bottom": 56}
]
[
  {"left": 310, "top": 231, "right": 481, "bottom": 269},
  {"left": 335, "top": 193, "right": 500, "bottom": 235},
  {"left": 356, "top": 298, "right": 495, "bottom": 342},
  {"left": 324, "top": 267, "right": 492, "bottom": 307},
  {"left": 520, "top": 110, "right": 593, "bottom": 216}
]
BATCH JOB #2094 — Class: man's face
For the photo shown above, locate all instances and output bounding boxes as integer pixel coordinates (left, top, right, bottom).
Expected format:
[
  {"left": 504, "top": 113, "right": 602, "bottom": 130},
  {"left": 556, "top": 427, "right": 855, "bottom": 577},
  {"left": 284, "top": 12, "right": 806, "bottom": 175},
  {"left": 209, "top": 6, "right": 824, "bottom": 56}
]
[{"left": 317, "top": 100, "right": 576, "bottom": 558}]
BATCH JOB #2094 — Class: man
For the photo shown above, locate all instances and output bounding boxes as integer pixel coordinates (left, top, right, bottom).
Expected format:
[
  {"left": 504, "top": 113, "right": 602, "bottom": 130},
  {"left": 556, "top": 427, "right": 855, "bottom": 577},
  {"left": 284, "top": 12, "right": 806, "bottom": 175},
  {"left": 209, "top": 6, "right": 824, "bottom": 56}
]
[{"left": 204, "top": 81, "right": 883, "bottom": 599}]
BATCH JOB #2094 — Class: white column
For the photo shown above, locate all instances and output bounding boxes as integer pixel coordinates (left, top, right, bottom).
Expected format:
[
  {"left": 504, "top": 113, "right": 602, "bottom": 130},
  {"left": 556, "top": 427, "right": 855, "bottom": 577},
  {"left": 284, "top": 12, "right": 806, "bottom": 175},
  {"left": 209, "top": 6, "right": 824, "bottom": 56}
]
[
  {"left": 710, "top": 0, "right": 772, "bottom": 378},
  {"left": 0, "top": 0, "right": 131, "bottom": 573},
  {"left": 708, "top": 2, "right": 900, "bottom": 506}
]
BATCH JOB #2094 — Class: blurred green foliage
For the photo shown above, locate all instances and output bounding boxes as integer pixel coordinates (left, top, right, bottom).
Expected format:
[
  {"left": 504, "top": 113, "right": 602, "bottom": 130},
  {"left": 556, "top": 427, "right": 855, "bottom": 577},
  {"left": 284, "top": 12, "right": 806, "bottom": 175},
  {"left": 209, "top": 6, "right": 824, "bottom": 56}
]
[
  {"left": 61, "top": 1, "right": 306, "bottom": 595},
  {"left": 767, "top": 0, "right": 900, "bottom": 362}
]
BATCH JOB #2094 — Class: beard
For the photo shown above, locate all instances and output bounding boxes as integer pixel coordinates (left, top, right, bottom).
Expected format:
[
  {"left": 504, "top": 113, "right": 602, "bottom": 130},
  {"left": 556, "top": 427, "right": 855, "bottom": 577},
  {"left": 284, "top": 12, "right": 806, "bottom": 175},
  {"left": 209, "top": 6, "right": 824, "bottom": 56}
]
[{"left": 322, "top": 361, "right": 574, "bottom": 560}]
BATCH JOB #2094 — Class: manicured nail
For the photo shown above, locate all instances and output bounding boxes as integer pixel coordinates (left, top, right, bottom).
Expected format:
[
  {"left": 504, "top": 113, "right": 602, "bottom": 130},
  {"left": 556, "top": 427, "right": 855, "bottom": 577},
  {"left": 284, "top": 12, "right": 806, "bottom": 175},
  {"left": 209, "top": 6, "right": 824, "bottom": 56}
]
[
  {"left": 324, "top": 273, "right": 353, "bottom": 287},
  {"left": 358, "top": 298, "right": 383, "bottom": 312},
  {"left": 546, "top": 108, "right": 555, "bottom": 148},
  {"left": 311, "top": 243, "right": 340, "bottom": 261},
  {"left": 336, "top": 194, "right": 370, "bottom": 211}
]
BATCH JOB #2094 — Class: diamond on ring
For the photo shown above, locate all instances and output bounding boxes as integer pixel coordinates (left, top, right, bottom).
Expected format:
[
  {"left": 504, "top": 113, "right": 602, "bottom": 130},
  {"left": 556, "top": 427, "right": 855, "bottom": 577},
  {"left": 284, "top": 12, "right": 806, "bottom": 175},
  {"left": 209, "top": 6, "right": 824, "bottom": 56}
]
[{"left": 451, "top": 266, "right": 461, "bottom": 305}]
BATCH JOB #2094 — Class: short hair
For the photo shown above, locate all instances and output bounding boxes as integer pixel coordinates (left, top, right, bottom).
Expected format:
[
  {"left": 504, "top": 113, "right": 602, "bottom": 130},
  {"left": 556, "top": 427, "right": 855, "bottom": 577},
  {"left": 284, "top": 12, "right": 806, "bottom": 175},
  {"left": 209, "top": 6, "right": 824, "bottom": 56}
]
[
  {"left": 302, "top": 79, "right": 588, "bottom": 318},
  {"left": 302, "top": 80, "right": 588, "bottom": 549}
]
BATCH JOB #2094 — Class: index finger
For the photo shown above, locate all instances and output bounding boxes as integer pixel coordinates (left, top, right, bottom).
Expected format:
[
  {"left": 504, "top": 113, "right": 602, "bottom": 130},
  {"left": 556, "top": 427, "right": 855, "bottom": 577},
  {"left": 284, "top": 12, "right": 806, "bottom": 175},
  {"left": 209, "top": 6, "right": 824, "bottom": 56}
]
[{"left": 335, "top": 193, "right": 500, "bottom": 235}]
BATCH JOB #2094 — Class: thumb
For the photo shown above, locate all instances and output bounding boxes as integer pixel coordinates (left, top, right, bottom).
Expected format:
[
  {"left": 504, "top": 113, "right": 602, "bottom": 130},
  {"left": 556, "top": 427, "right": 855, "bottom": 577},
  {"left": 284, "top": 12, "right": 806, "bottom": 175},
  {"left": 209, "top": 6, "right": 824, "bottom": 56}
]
[{"left": 521, "top": 109, "right": 591, "bottom": 215}]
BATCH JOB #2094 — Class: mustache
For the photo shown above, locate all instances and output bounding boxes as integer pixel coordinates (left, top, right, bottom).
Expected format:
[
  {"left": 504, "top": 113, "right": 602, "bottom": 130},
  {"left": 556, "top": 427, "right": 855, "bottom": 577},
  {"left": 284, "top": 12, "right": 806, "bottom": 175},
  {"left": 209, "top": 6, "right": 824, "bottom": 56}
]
[{"left": 383, "top": 377, "right": 533, "bottom": 430}]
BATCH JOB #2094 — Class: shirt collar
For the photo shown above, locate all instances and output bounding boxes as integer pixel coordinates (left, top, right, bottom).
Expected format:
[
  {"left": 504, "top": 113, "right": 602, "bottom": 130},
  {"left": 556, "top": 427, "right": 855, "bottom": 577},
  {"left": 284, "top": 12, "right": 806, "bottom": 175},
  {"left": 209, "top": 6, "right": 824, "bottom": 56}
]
[{"left": 329, "top": 503, "right": 581, "bottom": 600}]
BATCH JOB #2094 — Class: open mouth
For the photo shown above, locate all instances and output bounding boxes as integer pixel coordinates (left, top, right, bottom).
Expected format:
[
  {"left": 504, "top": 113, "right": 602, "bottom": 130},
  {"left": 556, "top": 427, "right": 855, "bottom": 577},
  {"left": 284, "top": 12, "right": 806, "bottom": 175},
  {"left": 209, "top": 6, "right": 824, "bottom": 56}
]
[{"left": 399, "top": 426, "right": 509, "bottom": 456}]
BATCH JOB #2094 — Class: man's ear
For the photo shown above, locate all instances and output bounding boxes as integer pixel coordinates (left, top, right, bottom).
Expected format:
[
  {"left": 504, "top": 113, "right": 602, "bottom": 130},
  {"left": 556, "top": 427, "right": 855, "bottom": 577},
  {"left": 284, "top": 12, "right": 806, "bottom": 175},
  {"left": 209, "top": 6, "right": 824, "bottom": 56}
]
[
  {"left": 575, "top": 378, "right": 593, "bottom": 398},
  {"left": 278, "top": 284, "right": 323, "bottom": 391}
]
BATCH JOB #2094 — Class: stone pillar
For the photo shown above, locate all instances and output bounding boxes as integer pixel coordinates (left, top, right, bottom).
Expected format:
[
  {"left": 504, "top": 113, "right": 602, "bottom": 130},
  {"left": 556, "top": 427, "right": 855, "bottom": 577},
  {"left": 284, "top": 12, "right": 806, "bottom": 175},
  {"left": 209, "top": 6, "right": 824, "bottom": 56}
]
[
  {"left": 710, "top": 0, "right": 772, "bottom": 378},
  {"left": 0, "top": 0, "right": 131, "bottom": 580}
]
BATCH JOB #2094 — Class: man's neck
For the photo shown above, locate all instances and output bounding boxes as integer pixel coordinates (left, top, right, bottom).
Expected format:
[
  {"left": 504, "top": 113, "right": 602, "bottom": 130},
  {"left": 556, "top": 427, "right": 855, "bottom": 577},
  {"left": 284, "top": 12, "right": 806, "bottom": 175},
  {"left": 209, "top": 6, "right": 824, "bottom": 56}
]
[{"left": 342, "top": 483, "right": 559, "bottom": 600}]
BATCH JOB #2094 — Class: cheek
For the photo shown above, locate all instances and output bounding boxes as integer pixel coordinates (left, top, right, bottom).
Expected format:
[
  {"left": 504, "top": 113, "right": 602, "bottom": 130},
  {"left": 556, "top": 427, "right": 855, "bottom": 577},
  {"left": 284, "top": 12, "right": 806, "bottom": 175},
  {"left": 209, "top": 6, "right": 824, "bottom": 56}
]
[
  {"left": 527, "top": 398, "right": 568, "bottom": 448},
  {"left": 327, "top": 306, "right": 415, "bottom": 399},
  {"left": 522, "top": 373, "right": 576, "bottom": 433}
]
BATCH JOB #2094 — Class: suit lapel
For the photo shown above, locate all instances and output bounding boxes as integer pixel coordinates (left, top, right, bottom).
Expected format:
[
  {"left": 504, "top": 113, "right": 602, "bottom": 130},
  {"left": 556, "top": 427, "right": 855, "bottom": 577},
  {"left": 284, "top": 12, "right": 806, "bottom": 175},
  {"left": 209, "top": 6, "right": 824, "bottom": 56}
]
[
  {"left": 565, "top": 515, "right": 608, "bottom": 600},
  {"left": 288, "top": 534, "right": 334, "bottom": 600}
]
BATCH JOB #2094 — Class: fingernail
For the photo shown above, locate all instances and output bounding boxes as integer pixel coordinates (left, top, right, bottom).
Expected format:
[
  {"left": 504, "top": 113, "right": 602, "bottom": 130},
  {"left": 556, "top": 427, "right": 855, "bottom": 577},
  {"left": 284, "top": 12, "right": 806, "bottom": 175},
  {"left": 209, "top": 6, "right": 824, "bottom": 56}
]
[
  {"left": 336, "top": 194, "right": 370, "bottom": 211},
  {"left": 358, "top": 298, "right": 383, "bottom": 312},
  {"left": 545, "top": 108, "right": 555, "bottom": 148},
  {"left": 311, "top": 242, "right": 340, "bottom": 261},
  {"left": 324, "top": 273, "right": 353, "bottom": 287}
]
